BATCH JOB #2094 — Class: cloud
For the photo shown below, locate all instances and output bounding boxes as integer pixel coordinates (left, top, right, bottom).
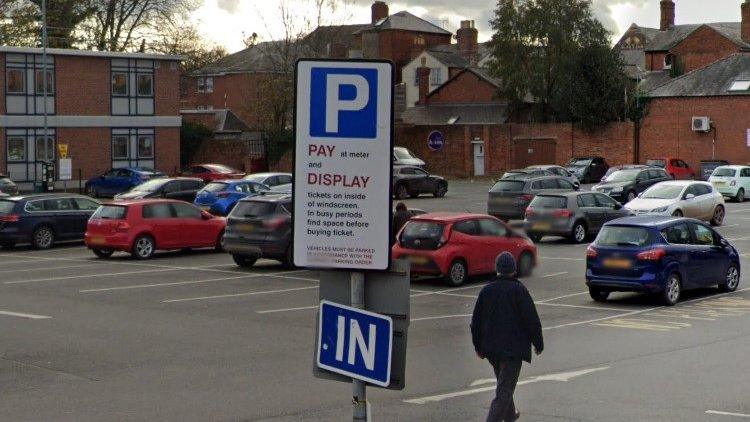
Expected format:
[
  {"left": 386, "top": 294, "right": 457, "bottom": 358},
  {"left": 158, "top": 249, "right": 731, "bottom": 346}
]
[{"left": 217, "top": 0, "right": 241, "bottom": 14}]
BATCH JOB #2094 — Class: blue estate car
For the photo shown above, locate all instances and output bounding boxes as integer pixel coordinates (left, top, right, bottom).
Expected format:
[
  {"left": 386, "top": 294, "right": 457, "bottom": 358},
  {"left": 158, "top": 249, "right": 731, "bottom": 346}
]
[
  {"left": 586, "top": 216, "right": 740, "bottom": 306},
  {"left": 0, "top": 194, "right": 101, "bottom": 249},
  {"left": 85, "top": 167, "right": 166, "bottom": 198},
  {"left": 194, "top": 180, "right": 270, "bottom": 215}
]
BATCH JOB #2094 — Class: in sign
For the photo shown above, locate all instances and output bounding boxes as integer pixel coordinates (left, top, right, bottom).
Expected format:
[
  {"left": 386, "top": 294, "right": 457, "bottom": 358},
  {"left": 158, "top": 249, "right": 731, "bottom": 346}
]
[{"left": 427, "top": 131, "right": 444, "bottom": 151}]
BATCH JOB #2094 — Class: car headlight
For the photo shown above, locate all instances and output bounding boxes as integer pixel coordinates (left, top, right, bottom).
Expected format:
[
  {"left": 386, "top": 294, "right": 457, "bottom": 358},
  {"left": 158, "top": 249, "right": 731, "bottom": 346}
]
[
  {"left": 611, "top": 186, "right": 623, "bottom": 193},
  {"left": 651, "top": 206, "right": 669, "bottom": 213}
]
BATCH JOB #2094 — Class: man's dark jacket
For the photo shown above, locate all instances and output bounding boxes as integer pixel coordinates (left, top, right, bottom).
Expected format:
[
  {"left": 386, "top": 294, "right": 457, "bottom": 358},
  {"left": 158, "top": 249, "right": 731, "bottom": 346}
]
[
  {"left": 392, "top": 210, "right": 412, "bottom": 242},
  {"left": 471, "top": 278, "right": 544, "bottom": 363}
]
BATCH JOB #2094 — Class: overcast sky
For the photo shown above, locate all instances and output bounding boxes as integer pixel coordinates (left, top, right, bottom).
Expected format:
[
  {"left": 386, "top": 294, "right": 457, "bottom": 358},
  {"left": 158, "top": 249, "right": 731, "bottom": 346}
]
[{"left": 192, "top": 0, "right": 748, "bottom": 53}]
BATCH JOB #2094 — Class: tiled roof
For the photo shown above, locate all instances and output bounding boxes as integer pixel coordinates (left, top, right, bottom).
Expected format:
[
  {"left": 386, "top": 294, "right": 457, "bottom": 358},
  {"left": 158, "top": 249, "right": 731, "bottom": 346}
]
[
  {"left": 354, "top": 11, "right": 451, "bottom": 35},
  {"left": 192, "top": 41, "right": 296, "bottom": 74},
  {"left": 425, "top": 43, "right": 492, "bottom": 68},
  {"left": 646, "top": 54, "right": 750, "bottom": 97},
  {"left": 645, "top": 23, "right": 750, "bottom": 52},
  {"left": 401, "top": 103, "right": 508, "bottom": 125}
]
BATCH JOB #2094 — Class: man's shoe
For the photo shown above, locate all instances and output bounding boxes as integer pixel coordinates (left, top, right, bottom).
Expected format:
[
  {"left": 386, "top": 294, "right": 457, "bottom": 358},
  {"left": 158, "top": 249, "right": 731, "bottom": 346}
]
[{"left": 513, "top": 410, "right": 521, "bottom": 421}]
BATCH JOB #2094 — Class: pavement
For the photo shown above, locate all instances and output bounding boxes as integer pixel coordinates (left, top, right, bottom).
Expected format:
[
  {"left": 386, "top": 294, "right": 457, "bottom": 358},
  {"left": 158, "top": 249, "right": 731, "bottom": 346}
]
[{"left": 1, "top": 179, "right": 750, "bottom": 421}]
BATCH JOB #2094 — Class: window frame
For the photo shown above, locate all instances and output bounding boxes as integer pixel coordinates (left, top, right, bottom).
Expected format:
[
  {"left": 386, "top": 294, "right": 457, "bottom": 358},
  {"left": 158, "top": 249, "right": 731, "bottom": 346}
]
[
  {"left": 34, "top": 69, "right": 54, "bottom": 94},
  {"left": 136, "top": 73, "right": 154, "bottom": 97},
  {"left": 6, "top": 68, "right": 25, "bottom": 94},
  {"left": 112, "top": 135, "right": 130, "bottom": 160},
  {"left": 112, "top": 72, "right": 128, "bottom": 96},
  {"left": 137, "top": 135, "right": 154, "bottom": 159},
  {"left": 6, "top": 136, "right": 26, "bottom": 162}
]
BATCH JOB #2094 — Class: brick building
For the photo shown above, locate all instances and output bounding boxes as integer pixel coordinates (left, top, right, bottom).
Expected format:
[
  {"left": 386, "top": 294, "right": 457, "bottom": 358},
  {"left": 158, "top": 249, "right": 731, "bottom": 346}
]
[{"left": 0, "top": 46, "right": 182, "bottom": 190}]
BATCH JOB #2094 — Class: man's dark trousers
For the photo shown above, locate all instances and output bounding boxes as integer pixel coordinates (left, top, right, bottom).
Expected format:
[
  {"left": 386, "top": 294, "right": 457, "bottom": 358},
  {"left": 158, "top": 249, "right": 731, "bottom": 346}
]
[{"left": 486, "top": 358, "right": 522, "bottom": 422}]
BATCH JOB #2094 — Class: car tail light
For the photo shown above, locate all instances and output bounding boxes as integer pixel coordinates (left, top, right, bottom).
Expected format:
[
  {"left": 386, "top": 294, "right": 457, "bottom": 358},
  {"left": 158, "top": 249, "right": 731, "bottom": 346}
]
[
  {"left": 519, "top": 194, "right": 534, "bottom": 202},
  {"left": 114, "top": 221, "right": 131, "bottom": 233},
  {"left": 217, "top": 192, "right": 231, "bottom": 198},
  {"left": 586, "top": 245, "right": 598, "bottom": 258},
  {"left": 525, "top": 208, "right": 535, "bottom": 217},
  {"left": 552, "top": 209, "right": 573, "bottom": 218},
  {"left": 0, "top": 214, "right": 20, "bottom": 223},
  {"left": 263, "top": 216, "right": 288, "bottom": 230},
  {"left": 637, "top": 248, "right": 666, "bottom": 261}
]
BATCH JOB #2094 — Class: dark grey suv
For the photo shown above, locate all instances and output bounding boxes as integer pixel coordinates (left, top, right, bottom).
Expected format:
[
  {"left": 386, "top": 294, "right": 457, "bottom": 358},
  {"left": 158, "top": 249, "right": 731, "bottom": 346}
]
[
  {"left": 592, "top": 168, "right": 670, "bottom": 204},
  {"left": 223, "top": 194, "right": 293, "bottom": 268},
  {"left": 487, "top": 176, "right": 578, "bottom": 221},
  {"left": 524, "top": 192, "right": 631, "bottom": 243}
]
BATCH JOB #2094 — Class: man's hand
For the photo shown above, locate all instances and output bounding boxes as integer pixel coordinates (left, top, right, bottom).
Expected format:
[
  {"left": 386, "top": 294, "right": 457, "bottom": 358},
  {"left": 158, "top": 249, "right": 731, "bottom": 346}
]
[{"left": 534, "top": 347, "right": 543, "bottom": 356}]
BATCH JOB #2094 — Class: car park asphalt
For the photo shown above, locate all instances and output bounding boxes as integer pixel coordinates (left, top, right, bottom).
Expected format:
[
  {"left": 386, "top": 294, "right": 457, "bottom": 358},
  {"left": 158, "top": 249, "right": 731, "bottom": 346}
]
[{"left": 1, "top": 179, "right": 750, "bottom": 421}]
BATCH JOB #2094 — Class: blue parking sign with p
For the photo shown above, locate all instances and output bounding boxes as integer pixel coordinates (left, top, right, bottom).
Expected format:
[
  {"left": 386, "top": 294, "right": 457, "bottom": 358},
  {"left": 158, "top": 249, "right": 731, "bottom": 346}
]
[{"left": 309, "top": 68, "right": 378, "bottom": 139}]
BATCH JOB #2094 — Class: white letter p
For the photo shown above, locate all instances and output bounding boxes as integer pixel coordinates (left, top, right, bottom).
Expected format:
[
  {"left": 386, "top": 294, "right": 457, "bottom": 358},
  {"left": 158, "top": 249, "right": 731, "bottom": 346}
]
[{"left": 325, "top": 74, "right": 369, "bottom": 134}]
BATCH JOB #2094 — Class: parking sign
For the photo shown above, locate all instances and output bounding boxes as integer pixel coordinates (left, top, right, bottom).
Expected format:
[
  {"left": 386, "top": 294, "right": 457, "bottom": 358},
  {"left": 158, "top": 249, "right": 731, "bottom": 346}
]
[{"left": 294, "top": 60, "right": 393, "bottom": 271}]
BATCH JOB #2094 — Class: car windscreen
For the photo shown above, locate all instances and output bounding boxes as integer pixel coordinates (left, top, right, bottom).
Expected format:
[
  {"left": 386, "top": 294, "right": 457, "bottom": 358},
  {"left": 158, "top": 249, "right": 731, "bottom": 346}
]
[
  {"left": 605, "top": 170, "right": 639, "bottom": 182},
  {"left": 641, "top": 184, "right": 683, "bottom": 199},
  {"left": 646, "top": 159, "right": 666, "bottom": 168},
  {"left": 0, "top": 200, "right": 16, "bottom": 215},
  {"left": 91, "top": 205, "right": 127, "bottom": 219},
  {"left": 596, "top": 226, "right": 655, "bottom": 247},
  {"left": 490, "top": 180, "right": 525, "bottom": 192},
  {"left": 233, "top": 201, "right": 276, "bottom": 217},
  {"left": 568, "top": 158, "right": 592, "bottom": 166},
  {"left": 203, "top": 182, "right": 228, "bottom": 193},
  {"left": 132, "top": 179, "right": 168, "bottom": 192},
  {"left": 713, "top": 168, "right": 737, "bottom": 177},
  {"left": 394, "top": 147, "right": 414, "bottom": 160},
  {"left": 529, "top": 195, "right": 567, "bottom": 208},
  {"left": 399, "top": 221, "right": 445, "bottom": 250}
]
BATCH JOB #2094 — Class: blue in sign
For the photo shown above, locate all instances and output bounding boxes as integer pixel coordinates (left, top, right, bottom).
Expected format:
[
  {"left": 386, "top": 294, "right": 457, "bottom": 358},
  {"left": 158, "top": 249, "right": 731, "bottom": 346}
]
[
  {"left": 317, "top": 300, "right": 393, "bottom": 387},
  {"left": 309, "top": 68, "right": 378, "bottom": 139},
  {"left": 427, "top": 130, "right": 444, "bottom": 151}
]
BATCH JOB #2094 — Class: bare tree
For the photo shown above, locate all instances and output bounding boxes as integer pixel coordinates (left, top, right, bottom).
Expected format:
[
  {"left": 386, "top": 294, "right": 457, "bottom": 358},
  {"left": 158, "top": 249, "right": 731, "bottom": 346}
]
[
  {"left": 0, "top": 1, "right": 38, "bottom": 47},
  {"left": 149, "top": 16, "right": 227, "bottom": 73}
]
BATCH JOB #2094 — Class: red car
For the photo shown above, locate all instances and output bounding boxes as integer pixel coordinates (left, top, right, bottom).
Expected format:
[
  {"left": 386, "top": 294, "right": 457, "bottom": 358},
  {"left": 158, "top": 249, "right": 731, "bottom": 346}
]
[
  {"left": 181, "top": 164, "right": 245, "bottom": 183},
  {"left": 646, "top": 158, "right": 696, "bottom": 180},
  {"left": 392, "top": 213, "right": 537, "bottom": 286},
  {"left": 85, "top": 199, "right": 226, "bottom": 259}
]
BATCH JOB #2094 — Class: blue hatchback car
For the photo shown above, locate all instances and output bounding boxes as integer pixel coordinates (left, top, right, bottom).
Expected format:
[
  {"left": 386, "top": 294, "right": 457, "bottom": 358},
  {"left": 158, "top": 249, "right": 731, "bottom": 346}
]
[
  {"left": 85, "top": 167, "right": 166, "bottom": 198},
  {"left": 586, "top": 216, "right": 740, "bottom": 305},
  {"left": 194, "top": 180, "right": 269, "bottom": 216}
]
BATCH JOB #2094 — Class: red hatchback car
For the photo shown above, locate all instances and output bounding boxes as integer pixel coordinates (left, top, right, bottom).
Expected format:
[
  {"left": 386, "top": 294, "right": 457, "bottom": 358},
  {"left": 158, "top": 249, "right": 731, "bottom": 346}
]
[
  {"left": 181, "top": 164, "right": 245, "bottom": 183},
  {"left": 647, "top": 158, "right": 696, "bottom": 180},
  {"left": 85, "top": 200, "right": 226, "bottom": 259},
  {"left": 392, "top": 213, "right": 537, "bottom": 286}
]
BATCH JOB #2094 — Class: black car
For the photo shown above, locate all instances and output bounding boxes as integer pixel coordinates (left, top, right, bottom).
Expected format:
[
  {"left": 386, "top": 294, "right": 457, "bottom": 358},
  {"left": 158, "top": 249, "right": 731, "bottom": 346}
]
[
  {"left": 224, "top": 194, "right": 293, "bottom": 267},
  {"left": 0, "top": 174, "right": 18, "bottom": 195},
  {"left": 592, "top": 168, "right": 670, "bottom": 203},
  {"left": 487, "top": 176, "right": 578, "bottom": 221},
  {"left": 0, "top": 193, "right": 100, "bottom": 249},
  {"left": 114, "top": 177, "right": 205, "bottom": 202},
  {"left": 566, "top": 157, "right": 609, "bottom": 184},
  {"left": 393, "top": 166, "right": 448, "bottom": 199}
]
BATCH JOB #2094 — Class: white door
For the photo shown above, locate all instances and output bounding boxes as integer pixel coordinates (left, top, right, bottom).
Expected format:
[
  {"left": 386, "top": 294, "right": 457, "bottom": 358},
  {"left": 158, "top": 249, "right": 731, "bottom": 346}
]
[{"left": 473, "top": 143, "right": 485, "bottom": 177}]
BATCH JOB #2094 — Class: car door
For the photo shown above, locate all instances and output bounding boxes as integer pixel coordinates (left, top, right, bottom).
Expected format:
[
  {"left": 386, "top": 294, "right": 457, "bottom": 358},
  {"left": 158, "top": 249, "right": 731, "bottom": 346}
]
[
  {"left": 693, "top": 184, "right": 716, "bottom": 219},
  {"left": 592, "top": 193, "right": 626, "bottom": 230},
  {"left": 577, "top": 193, "right": 602, "bottom": 231},
  {"left": 680, "top": 184, "right": 702, "bottom": 217},
  {"left": 412, "top": 168, "right": 433, "bottom": 193},
  {"left": 740, "top": 168, "right": 750, "bottom": 194},
  {"left": 450, "top": 219, "right": 484, "bottom": 274},
  {"left": 142, "top": 202, "right": 178, "bottom": 249},
  {"left": 477, "top": 218, "right": 513, "bottom": 275},
  {"left": 71, "top": 197, "right": 100, "bottom": 236},
  {"left": 99, "top": 169, "right": 119, "bottom": 196},
  {"left": 689, "top": 222, "right": 726, "bottom": 286},
  {"left": 42, "top": 197, "right": 79, "bottom": 239},
  {"left": 589, "top": 158, "right": 604, "bottom": 181},
  {"left": 171, "top": 202, "right": 211, "bottom": 247},
  {"left": 632, "top": 170, "right": 651, "bottom": 194},
  {"left": 114, "top": 169, "right": 135, "bottom": 193},
  {"left": 660, "top": 222, "right": 700, "bottom": 288}
]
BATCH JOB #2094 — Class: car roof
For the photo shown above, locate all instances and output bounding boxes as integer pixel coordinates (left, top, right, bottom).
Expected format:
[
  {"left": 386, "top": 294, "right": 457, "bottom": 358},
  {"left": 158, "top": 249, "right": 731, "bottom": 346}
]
[
  {"left": 246, "top": 172, "right": 291, "bottom": 177},
  {"left": 396, "top": 165, "right": 426, "bottom": 171},
  {"left": 6, "top": 193, "right": 89, "bottom": 201},
  {"left": 656, "top": 180, "right": 710, "bottom": 187},
  {"left": 715, "top": 165, "right": 748, "bottom": 169},
  {"left": 537, "top": 191, "right": 585, "bottom": 197},
  {"left": 604, "top": 215, "right": 704, "bottom": 229},
  {"left": 104, "top": 199, "right": 186, "bottom": 206},
  {"left": 411, "top": 212, "right": 492, "bottom": 222},
  {"left": 240, "top": 193, "right": 291, "bottom": 202}
]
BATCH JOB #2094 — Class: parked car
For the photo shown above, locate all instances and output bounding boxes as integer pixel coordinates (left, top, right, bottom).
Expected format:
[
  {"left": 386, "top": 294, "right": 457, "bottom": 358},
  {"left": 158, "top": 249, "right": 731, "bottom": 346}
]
[
  {"left": 501, "top": 168, "right": 554, "bottom": 180},
  {"left": 243, "top": 172, "right": 293, "bottom": 188},
  {"left": 524, "top": 192, "right": 631, "bottom": 243},
  {"left": 271, "top": 183, "right": 292, "bottom": 193},
  {"left": 223, "top": 194, "right": 293, "bottom": 267},
  {"left": 0, "top": 193, "right": 100, "bottom": 249},
  {"left": 586, "top": 216, "right": 740, "bottom": 306},
  {"left": 194, "top": 180, "right": 270, "bottom": 215},
  {"left": 114, "top": 177, "right": 204, "bottom": 202},
  {"left": 487, "top": 176, "right": 578, "bottom": 221},
  {"left": 646, "top": 158, "right": 696, "bottom": 180},
  {"left": 0, "top": 174, "right": 19, "bottom": 195},
  {"left": 708, "top": 165, "right": 750, "bottom": 202},
  {"left": 181, "top": 164, "right": 245, "bottom": 183},
  {"left": 526, "top": 165, "right": 580, "bottom": 187},
  {"left": 601, "top": 165, "right": 650, "bottom": 182},
  {"left": 85, "top": 167, "right": 166, "bottom": 198},
  {"left": 624, "top": 181, "right": 725, "bottom": 226},
  {"left": 392, "top": 213, "right": 537, "bottom": 286},
  {"left": 393, "top": 147, "right": 425, "bottom": 167},
  {"left": 393, "top": 166, "right": 448, "bottom": 199},
  {"left": 565, "top": 157, "right": 609, "bottom": 183},
  {"left": 592, "top": 168, "right": 671, "bottom": 203},
  {"left": 85, "top": 200, "right": 226, "bottom": 259},
  {"left": 700, "top": 159, "right": 729, "bottom": 181}
]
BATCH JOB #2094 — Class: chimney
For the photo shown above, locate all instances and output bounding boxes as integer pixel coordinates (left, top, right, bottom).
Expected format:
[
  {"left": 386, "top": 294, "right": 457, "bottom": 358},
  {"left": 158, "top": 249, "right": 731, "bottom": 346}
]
[
  {"left": 660, "top": 0, "right": 675, "bottom": 31},
  {"left": 743, "top": 1, "right": 750, "bottom": 44},
  {"left": 456, "top": 20, "right": 479, "bottom": 60},
  {"left": 371, "top": 1, "right": 389, "bottom": 24},
  {"left": 417, "top": 57, "right": 431, "bottom": 105}
]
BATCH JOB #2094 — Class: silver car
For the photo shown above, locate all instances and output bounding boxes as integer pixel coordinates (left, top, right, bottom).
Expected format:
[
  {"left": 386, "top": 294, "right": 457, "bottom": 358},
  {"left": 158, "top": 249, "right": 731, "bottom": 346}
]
[{"left": 624, "top": 181, "right": 726, "bottom": 226}]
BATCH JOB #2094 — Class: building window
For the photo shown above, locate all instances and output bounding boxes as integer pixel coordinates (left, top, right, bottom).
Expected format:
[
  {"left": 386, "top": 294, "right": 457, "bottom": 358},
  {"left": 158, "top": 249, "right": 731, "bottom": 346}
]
[
  {"left": 137, "top": 135, "right": 154, "bottom": 158},
  {"left": 197, "top": 76, "right": 214, "bottom": 93},
  {"left": 34, "top": 69, "right": 54, "bottom": 94},
  {"left": 7, "top": 137, "right": 26, "bottom": 162},
  {"left": 112, "top": 72, "right": 128, "bottom": 96},
  {"left": 205, "top": 76, "right": 213, "bottom": 93},
  {"left": 111, "top": 128, "right": 155, "bottom": 168},
  {"left": 430, "top": 68, "right": 442, "bottom": 86},
  {"left": 6, "top": 69, "right": 25, "bottom": 94},
  {"left": 137, "top": 73, "right": 153, "bottom": 96},
  {"left": 5, "top": 129, "right": 55, "bottom": 182},
  {"left": 35, "top": 136, "right": 55, "bottom": 161},
  {"left": 112, "top": 135, "right": 129, "bottom": 159}
]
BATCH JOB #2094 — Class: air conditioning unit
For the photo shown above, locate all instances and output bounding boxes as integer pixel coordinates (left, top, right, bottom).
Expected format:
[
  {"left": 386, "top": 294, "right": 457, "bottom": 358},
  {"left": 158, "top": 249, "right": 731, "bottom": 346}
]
[{"left": 692, "top": 116, "right": 711, "bottom": 132}]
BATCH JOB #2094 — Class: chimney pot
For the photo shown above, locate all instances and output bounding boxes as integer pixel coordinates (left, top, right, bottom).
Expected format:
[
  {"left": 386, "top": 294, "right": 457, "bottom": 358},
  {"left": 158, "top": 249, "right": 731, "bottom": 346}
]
[
  {"left": 660, "top": 0, "right": 675, "bottom": 31},
  {"left": 371, "top": 1, "right": 389, "bottom": 24},
  {"left": 456, "top": 19, "right": 479, "bottom": 60},
  {"left": 417, "top": 61, "right": 431, "bottom": 105},
  {"left": 742, "top": 1, "right": 750, "bottom": 44}
]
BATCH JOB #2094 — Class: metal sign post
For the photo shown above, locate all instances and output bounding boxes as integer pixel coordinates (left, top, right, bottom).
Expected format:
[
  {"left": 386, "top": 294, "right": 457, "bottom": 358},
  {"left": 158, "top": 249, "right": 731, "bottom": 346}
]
[{"left": 350, "top": 272, "right": 367, "bottom": 421}]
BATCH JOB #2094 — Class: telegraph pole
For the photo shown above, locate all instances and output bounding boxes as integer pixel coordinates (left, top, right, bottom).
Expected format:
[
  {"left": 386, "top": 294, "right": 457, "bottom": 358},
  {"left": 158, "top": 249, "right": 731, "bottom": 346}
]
[{"left": 41, "top": 0, "right": 50, "bottom": 189}]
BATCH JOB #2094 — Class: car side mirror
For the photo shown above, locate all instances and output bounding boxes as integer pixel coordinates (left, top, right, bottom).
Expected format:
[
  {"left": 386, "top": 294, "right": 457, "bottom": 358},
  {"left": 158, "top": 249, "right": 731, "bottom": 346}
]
[
  {"left": 636, "top": 178, "right": 644, "bottom": 183},
  {"left": 685, "top": 193, "right": 696, "bottom": 200},
  {"left": 201, "top": 211, "right": 212, "bottom": 220},
  {"left": 720, "top": 238, "right": 729, "bottom": 248}
]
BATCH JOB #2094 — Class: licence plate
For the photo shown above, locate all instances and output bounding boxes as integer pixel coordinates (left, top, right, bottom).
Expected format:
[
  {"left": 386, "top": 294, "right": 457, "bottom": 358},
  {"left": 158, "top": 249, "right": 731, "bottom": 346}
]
[
  {"left": 493, "top": 197, "right": 512, "bottom": 205},
  {"left": 603, "top": 258, "right": 632, "bottom": 269},
  {"left": 90, "top": 235, "right": 106, "bottom": 245},
  {"left": 237, "top": 223, "right": 254, "bottom": 232},
  {"left": 201, "top": 205, "right": 211, "bottom": 211},
  {"left": 532, "top": 222, "right": 551, "bottom": 231},
  {"left": 409, "top": 255, "right": 429, "bottom": 265},
  {"left": 712, "top": 181, "right": 725, "bottom": 186}
]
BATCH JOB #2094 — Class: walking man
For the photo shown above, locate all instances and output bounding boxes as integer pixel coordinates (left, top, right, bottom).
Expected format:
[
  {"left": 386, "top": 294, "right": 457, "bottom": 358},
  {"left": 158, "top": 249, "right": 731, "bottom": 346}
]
[
  {"left": 471, "top": 252, "right": 544, "bottom": 421},
  {"left": 392, "top": 202, "right": 411, "bottom": 245}
]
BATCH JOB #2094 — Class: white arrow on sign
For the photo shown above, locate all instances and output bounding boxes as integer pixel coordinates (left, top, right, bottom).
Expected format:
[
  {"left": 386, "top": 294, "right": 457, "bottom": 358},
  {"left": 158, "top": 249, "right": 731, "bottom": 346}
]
[{"left": 404, "top": 366, "right": 610, "bottom": 405}]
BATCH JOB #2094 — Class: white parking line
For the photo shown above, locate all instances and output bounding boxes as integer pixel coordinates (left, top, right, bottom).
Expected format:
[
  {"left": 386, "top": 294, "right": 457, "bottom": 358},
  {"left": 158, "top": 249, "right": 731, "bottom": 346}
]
[
  {"left": 411, "top": 313, "right": 471, "bottom": 322},
  {"left": 536, "top": 302, "right": 625, "bottom": 312},
  {"left": 4, "top": 268, "right": 176, "bottom": 285},
  {"left": 716, "top": 224, "right": 740, "bottom": 229},
  {"left": 540, "top": 257, "right": 585, "bottom": 261},
  {"left": 0, "top": 264, "right": 102, "bottom": 274},
  {"left": 706, "top": 410, "right": 750, "bottom": 418},
  {"left": 541, "top": 272, "right": 569, "bottom": 278},
  {"left": 0, "top": 310, "right": 52, "bottom": 319},
  {"left": 257, "top": 305, "right": 318, "bottom": 314},
  {"left": 536, "top": 291, "right": 589, "bottom": 303},
  {"left": 162, "top": 285, "right": 319, "bottom": 303}
]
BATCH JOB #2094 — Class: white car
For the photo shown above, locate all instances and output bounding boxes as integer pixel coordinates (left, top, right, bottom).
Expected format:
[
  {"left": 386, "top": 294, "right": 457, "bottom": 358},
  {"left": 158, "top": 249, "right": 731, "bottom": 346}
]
[
  {"left": 624, "top": 181, "right": 725, "bottom": 226},
  {"left": 708, "top": 165, "right": 750, "bottom": 202}
]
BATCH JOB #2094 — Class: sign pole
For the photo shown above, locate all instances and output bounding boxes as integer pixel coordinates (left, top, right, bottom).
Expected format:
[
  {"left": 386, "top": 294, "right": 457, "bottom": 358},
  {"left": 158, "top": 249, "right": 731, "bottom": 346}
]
[{"left": 350, "top": 271, "right": 367, "bottom": 421}]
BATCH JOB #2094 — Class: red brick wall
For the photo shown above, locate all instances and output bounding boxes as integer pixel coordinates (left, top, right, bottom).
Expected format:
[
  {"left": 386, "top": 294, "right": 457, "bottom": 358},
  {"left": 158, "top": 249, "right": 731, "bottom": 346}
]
[
  {"left": 155, "top": 60, "right": 181, "bottom": 116},
  {"left": 0, "top": 53, "right": 5, "bottom": 115},
  {"left": 56, "top": 56, "right": 110, "bottom": 115},
  {"left": 156, "top": 127, "right": 181, "bottom": 175},
  {"left": 190, "top": 139, "right": 252, "bottom": 171},
  {"left": 647, "top": 51, "right": 667, "bottom": 71},
  {"left": 671, "top": 26, "right": 740, "bottom": 73},
  {"left": 376, "top": 30, "right": 451, "bottom": 83},
  {"left": 426, "top": 71, "right": 498, "bottom": 104},
  {"left": 56, "top": 128, "right": 110, "bottom": 180}
]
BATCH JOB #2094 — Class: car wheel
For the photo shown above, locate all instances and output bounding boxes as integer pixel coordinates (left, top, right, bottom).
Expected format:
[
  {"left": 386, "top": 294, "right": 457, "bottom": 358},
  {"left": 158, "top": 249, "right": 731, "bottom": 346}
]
[
  {"left": 527, "top": 233, "right": 542, "bottom": 243},
  {"left": 232, "top": 254, "right": 258, "bottom": 268},
  {"left": 92, "top": 248, "right": 114, "bottom": 258},
  {"left": 215, "top": 231, "right": 225, "bottom": 252},
  {"left": 86, "top": 185, "right": 98, "bottom": 198},
  {"left": 433, "top": 183, "right": 448, "bottom": 198},
  {"left": 710, "top": 205, "right": 725, "bottom": 227},
  {"left": 32, "top": 226, "right": 55, "bottom": 249},
  {"left": 444, "top": 259, "right": 468, "bottom": 287},
  {"left": 627, "top": 190, "right": 637, "bottom": 202},
  {"left": 662, "top": 273, "right": 681, "bottom": 306},
  {"left": 736, "top": 188, "right": 745, "bottom": 203},
  {"left": 719, "top": 264, "right": 740, "bottom": 292},
  {"left": 570, "top": 221, "right": 587, "bottom": 244},
  {"left": 672, "top": 209, "right": 683, "bottom": 217},
  {"left": 283, "top": 245, "right": 295, "bottom": 268},
  {"left": 589, "top": 287, "right": 610, "bottom": 302},
  {"left": 518, "top": 252, "right": 534, "bottom": 278},
  {"left": 395, "top": 184, "right": 409, "bottom": 200},
  {"left": 131, "top": 235, "right": 155, "bottom": 260}
]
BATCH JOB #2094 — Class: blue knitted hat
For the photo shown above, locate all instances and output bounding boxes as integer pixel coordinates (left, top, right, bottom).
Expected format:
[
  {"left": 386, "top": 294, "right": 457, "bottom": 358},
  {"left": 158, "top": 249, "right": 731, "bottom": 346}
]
[{"left": 495, "top": 252, "right": 517, "bottom": 277}]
